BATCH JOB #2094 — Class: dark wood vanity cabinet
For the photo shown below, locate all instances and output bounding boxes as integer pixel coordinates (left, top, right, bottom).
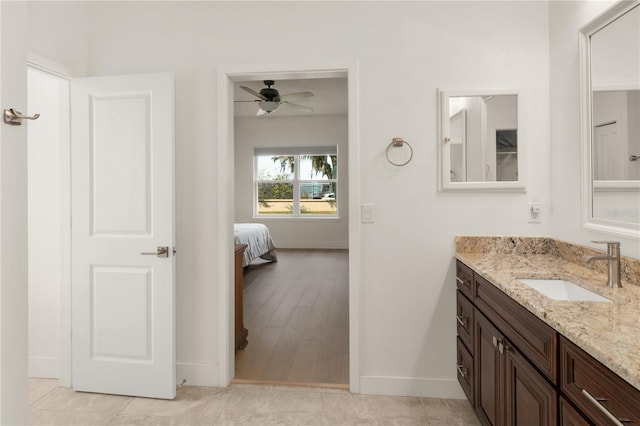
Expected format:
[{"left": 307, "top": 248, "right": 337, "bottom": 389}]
[
  {"left": 455, "top": 260, "right": 640, "bottom": 426},
  {"left": 457, "top": 260, "right": 557, "bottom": 426}
]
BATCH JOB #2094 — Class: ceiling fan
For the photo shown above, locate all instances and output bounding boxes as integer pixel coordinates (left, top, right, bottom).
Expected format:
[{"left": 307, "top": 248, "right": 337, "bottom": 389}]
[{"left": 236, "top": 80, "right": 314, "bottom": 116}]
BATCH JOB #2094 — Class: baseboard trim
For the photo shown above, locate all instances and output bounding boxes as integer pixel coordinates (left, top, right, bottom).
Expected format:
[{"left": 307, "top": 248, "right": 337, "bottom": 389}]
[
  {"left": 359, "top": 375, "right": 467, "bottom": 399},
  {"left": 28, "top": 356, "right": 59, "bottom": 379},
  {"left": 176, "top": 362, "right": 219, "bottom": 387}
]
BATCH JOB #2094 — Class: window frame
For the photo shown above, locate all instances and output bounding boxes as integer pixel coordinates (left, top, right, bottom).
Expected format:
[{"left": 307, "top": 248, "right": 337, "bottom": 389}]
[{"left": 254, "top": 147, "right": 339, "bottom": 218}]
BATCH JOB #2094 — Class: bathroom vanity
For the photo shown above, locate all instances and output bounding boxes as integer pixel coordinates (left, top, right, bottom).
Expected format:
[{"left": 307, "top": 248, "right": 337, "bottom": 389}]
[{"left": 455, "top": 237, "right": 640, "bottom": 426}]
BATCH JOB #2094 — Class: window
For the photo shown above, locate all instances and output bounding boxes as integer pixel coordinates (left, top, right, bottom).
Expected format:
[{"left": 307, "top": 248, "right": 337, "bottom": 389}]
[{"left": 255, "top": 146, "right": 338, "bottom": 217}]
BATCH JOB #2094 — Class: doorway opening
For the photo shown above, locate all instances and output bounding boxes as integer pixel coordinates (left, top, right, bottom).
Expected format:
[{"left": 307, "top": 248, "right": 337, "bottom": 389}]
[
  {"left": 26, "top": 60, "right": 72, "bottom": 388},
  {"left": 216, "top": 66, "right": 360, "bottom": 392}
]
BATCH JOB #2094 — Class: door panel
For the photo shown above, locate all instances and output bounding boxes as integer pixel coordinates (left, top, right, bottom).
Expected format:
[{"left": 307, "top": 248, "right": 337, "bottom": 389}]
[
  {"left": 91, "top": 94, "right": 151, "bottom": 235},
  {"left": 71, "top": 73, "right": 175, "bottom": 399}
]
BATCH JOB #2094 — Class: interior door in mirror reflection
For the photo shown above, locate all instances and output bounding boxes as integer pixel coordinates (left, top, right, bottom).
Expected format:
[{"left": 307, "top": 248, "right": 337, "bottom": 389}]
[{"left": 450, "top": 109, "right": 466, "bottom": 182}]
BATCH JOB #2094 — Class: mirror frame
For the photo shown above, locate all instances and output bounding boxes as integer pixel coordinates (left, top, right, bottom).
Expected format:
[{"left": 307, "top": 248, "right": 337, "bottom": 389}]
[
  {"left": 579, "top": 0, "right": 640, "bottom": 239},
  {"left": 438, "top": 88, "right": 526, "bottom": 192}
]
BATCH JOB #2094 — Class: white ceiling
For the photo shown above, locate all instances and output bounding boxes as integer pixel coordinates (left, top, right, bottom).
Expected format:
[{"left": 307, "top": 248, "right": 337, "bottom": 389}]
[{"left": 233, "top": 77, "right": 348, "bottom": 118}]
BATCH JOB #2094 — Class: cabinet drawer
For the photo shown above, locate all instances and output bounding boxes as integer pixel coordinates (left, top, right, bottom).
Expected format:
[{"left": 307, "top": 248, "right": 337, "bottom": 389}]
[
  {"left": 456, "top": 260, "right": 474, "bottom": 300},
  {"left": 560, "top": 396, "right": 592, "bottom": 426},
  {"left": 560, "top": 336, "right": 640, "bottom": 425},
  {"left": 474, "top": 273, "right": 558, "bottom": 384},
  {"left": 456, "top": 337, "right": 474, "bottom": 407},
  {"left": 456, "top": 290, "right": 474, "bottom": 353}
]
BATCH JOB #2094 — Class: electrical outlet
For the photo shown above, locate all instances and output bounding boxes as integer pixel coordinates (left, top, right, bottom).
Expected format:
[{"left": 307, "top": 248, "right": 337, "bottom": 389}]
[{"left": 529, "top": 203, "right": 541, "bottom": 223}]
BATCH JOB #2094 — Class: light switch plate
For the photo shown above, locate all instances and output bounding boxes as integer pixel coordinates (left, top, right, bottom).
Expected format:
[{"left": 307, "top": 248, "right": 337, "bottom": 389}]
[{"left": 362, "top": 203, "right": 375, "bottom": 223}]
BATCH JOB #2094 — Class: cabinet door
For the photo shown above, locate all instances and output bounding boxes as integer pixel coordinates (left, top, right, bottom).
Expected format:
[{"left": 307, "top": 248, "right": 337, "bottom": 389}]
[
  {"left": 475, "top": 310, "right": 504, "bottom": 426},
  {"left": 505, "top": 341, "right": 557, "bottom": 426}
]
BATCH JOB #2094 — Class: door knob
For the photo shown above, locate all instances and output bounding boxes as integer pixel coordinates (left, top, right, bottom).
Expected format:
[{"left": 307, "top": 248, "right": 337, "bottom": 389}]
[{"left": 141, "top": 246, "right": 169, "bottom": 258}]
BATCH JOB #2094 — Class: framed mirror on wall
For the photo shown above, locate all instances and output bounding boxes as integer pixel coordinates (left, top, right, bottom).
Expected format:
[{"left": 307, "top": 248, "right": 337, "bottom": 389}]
[
  {"left": 438, "top": 88, "right": 525, "bottom": 191},
  {"left": 580, "top": 0, "right": 640, "bottom": 238}
]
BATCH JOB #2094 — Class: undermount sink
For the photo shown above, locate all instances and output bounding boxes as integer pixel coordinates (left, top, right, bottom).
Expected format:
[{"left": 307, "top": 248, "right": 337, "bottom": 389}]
[{"left": 518, "top": 279, "right": 611, "bottom": 302}]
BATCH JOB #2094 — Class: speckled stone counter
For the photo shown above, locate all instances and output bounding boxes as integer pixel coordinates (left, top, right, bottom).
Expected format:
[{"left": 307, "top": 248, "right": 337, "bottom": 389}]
[{"left": 455, "top": 236, "right": 640, "bottom": 391}]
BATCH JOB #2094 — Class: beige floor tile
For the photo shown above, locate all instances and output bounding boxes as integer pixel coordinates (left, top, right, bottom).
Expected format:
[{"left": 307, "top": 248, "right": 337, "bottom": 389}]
[
  {"left": 120, "top": 385, "right": 226, "bottom": 417},
  {"left": 323, "top": 392, "right": 430, "bottom": 426},
  {"left": 29, "top": 409, "right": 115, "bottom": 426},
  {"left": 27, "top": 379, "right": 482, "bottom": 426},
  {"left": 31, "top": 387, "right": 132, "bottom": 415},
  {"left": 28, "top": 379, "right": 59, "bottom": 406},
  {"left": 213, "top": 387, "right": 324, "bottom": 425}
]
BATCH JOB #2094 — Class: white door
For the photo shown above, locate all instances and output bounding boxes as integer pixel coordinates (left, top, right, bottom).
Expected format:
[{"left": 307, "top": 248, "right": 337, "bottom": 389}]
[
  {"left": 594, "top": 121, "right": 624, "bottom": 180},
  {"left": 450, "top": 109, "right": 467, "bottom": 182},
  {"left": 71, "top": 73, "right": 176, "bottom": 399}
]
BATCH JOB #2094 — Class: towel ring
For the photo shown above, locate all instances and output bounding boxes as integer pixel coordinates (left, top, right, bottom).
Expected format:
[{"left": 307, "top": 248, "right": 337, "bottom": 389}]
[{"left": 385, "top": 137, "right": 413, "bottom": 167}]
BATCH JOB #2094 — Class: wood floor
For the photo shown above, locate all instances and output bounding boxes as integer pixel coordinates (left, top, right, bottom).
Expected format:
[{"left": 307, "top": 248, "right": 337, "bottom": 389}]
[{"left": 235, "top": 249, "right": 349, "bottom": 387}]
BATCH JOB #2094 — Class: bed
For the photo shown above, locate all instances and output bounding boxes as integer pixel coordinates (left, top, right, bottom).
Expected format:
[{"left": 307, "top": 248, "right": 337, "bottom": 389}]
[{"left": 234, "top": 223, "right": 278, "bottom": 267}]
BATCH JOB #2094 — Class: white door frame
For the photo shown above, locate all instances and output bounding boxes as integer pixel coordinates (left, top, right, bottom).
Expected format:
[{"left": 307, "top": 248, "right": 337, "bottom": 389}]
[
  {"left": 216, "top": 63, "right": 361, "bottom": 392},
  {"left": 26, "top": 53, "right": 73, "bottom": 388}
]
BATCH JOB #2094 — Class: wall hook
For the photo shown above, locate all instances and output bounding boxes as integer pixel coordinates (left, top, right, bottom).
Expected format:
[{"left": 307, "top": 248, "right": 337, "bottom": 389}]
[{"left": 3, "top": 108, "right": 40, "bottom": 126}]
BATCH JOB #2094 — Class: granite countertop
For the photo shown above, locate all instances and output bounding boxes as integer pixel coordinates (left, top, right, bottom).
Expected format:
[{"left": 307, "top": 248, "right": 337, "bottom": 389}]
[{"left": 455, "top": 236, "right": 640, "bottom": 391}]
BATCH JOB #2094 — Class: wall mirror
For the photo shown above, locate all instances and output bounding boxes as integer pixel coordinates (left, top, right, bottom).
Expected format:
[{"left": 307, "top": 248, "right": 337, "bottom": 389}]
[
  {"left": 580, "top": 1, "right": 639, "bottom": 238},
  {"left": 438, "top": 88, "right": 525, "bottom": 191}
]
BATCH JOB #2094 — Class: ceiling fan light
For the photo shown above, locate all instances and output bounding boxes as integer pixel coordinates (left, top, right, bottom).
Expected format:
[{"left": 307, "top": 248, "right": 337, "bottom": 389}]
[{"left": 258, "top": 101, "right": 279, "bottom": 113}]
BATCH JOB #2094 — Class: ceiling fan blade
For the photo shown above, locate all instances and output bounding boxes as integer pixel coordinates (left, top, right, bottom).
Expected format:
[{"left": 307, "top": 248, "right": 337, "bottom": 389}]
[
  {"left": 282, "top": 102, "right": 313, "bottom": 113},
  {"left": 240, "top": 85, "right": 268, "bottom": 100},
  {"left": 279, "top": 91, "right": 314, "bottom": 101},
  {"left": 234, "top": 100, "right": 260, "bottom": 103},
  {"left": 257, "top": 108, "right": 268, "bottom": 116}
]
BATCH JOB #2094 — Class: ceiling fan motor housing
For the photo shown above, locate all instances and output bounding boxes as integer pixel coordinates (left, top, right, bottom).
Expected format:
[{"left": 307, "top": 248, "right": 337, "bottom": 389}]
[{"left": 260, "top": 80, "right": 280, "bottom": 101}]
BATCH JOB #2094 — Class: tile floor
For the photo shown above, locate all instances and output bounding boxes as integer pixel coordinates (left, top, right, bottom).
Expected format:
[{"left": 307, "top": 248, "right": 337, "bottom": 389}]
[{"left": 29, "top": 379, "right": 480, "bottom": 425}]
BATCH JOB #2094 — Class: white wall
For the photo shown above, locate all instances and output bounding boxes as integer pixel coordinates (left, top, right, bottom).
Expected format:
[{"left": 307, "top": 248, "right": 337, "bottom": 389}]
[
  {"left": 82, "top": 1, "right": 550, "bottom": 395},
  {"left": 27, "top": 1, "right": 88, "bottom": 77},
  {"left": 235, "top": 115, "right": 349, "bottom": 249},
  {"left": 549, "top": 1, "right": 640, "bottom": 258}
]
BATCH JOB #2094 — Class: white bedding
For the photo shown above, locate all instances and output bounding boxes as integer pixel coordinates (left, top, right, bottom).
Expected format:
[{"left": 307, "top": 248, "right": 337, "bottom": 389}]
[{"left": 234, "top": 223, "right": 278, "bottom": 267}]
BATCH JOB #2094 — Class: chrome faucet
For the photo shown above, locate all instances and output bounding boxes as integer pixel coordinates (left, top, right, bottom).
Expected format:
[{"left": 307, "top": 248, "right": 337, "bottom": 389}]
[{"left": 584, "top": 241, "right": 622, "bottom": 288}]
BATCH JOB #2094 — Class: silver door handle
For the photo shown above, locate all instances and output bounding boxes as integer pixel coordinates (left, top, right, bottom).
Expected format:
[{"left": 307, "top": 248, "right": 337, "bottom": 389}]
[{"left": 141, "top": 246, "right": 169, "bottom": 258}]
